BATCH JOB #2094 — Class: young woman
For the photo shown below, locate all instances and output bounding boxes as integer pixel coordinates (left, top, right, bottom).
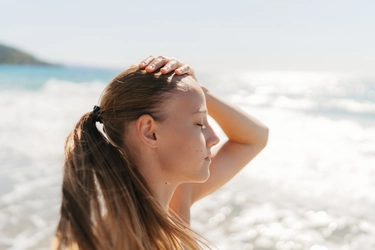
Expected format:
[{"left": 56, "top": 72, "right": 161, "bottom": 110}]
[{"left": 53, "top": 56, "right": 268, "bottom": 249}]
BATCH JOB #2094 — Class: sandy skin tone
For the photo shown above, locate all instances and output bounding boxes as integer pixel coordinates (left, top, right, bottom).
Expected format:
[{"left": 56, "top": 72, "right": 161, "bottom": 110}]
[{"left": 132, "top": 56, "right": 269, "bottom": 224}]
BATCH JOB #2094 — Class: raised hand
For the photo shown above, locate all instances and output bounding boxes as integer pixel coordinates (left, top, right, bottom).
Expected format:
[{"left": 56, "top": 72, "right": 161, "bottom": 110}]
[{"left": 138, "top": 55, "right": 196, "bottom": 80}]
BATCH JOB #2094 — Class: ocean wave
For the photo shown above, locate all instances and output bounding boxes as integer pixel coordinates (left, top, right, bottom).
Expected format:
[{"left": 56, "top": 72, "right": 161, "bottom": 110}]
[
  {"left": 1, "top": 70, "right": 375, "bottom": 249},
  {"left": 202, "top": 71, "right": 375, "bottom": 117},
  {"left": 42, "top": 78, "right": 106, "bottom": 94}
]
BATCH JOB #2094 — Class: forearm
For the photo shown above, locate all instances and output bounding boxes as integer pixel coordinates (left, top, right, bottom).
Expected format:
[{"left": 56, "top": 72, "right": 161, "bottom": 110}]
[{"left": 202, "top": 86, "right": 268, "bottom": 147}]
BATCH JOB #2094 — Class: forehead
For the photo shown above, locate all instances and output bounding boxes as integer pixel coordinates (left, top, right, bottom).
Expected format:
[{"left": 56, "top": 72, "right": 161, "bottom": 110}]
[
  {"left": 168, "top": 74, "right": 199, "bottom": 91},
  {"left": 164, "top": 76, "right": 206, "bottom": 113}
]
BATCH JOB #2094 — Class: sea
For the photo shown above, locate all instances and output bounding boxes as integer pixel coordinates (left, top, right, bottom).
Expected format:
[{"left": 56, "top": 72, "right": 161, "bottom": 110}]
[{"left": 0, "top": 65, "right": 374, "bottom": 250}]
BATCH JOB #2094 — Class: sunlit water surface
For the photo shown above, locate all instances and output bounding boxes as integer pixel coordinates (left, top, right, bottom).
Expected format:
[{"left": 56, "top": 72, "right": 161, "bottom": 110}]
[{"left": 1, "top": 66, "right": 374, "bottom": 250}]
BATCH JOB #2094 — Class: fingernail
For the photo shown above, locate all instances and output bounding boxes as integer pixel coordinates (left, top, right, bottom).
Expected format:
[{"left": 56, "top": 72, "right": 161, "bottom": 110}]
[{"left": 148, "top": 65, "right": 154, "bottom": 69}]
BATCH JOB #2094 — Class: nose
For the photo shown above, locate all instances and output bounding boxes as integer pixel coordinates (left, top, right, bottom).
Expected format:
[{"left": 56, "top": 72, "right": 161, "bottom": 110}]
[{"left": 206, "top": 125, "right": 220, "bottom": 148}]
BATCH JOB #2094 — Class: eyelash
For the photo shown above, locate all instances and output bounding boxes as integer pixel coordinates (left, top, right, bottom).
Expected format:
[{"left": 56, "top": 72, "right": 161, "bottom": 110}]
[{"left": 197, "top": 124, "right": 206, "bottom": 129}]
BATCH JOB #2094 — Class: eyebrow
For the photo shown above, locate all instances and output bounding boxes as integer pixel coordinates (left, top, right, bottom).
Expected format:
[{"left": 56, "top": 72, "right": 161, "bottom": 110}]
[{"left": 194, "top": 109, "right": 207, "bottom": 114}]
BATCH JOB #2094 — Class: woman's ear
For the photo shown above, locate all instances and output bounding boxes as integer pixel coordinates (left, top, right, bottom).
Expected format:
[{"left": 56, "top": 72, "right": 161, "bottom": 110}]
[{"left": 136, "top": 115, "right": 158, "bottom": 148}]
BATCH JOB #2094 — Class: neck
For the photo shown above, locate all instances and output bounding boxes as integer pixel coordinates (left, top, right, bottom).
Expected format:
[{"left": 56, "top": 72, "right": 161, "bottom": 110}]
[
  {"left": 149, "top": 179, "right": 178, "bottom": 211},
  {"left": 138, "top": 161, "right": 180, "bottom": 212},
  {"left": 125, "top": 129, "right": 181, "bottom": 212}
]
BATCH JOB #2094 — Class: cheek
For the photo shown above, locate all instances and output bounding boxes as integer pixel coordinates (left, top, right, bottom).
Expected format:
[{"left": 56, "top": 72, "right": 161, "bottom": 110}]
[
  {"left": 158, "top": 119, "right": 206, "bottom": 163},
  {"left": 183, "top": 130, "right": 206, "bottom": 160},
  {"left": 171, "top": 130, "right": 205, "bottom": 160}
]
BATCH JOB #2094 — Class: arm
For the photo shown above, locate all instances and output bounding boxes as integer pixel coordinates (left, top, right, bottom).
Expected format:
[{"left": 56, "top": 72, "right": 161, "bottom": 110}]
[{"left": 138, "top": 55, "right": 269, "bottom": 205}]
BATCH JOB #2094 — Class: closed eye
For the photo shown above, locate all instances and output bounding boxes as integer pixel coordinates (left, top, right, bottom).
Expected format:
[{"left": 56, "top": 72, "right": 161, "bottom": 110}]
[{"left": 197, "top": 124, "right": 206, "bottom": 129}]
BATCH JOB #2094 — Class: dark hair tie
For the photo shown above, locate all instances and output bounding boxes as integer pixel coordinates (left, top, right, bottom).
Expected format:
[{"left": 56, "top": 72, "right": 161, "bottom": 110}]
[{"left": 92, "top": 105, "right": 103, "bottom": 123}]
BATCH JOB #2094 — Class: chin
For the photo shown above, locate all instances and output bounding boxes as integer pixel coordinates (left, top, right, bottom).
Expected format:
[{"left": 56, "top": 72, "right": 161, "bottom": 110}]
[{"left": 191, "top": 168, "right": 210, "bottom": 183}]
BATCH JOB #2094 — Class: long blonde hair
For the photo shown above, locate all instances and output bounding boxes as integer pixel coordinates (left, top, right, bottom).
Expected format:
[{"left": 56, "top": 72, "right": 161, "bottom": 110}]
[{"left": 54, "top": 67, "right": 208, "bottom": 249}]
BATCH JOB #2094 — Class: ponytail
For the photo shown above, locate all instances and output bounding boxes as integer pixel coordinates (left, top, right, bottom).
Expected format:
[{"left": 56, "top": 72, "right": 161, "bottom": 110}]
[{"left": 56, "top": 111, "right": 143, "bottom": 249}]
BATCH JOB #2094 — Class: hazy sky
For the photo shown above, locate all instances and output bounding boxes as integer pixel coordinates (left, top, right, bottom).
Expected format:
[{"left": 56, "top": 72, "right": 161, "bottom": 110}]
[{"left": 1, "top": 0, "right": 374, "bottom": 72}]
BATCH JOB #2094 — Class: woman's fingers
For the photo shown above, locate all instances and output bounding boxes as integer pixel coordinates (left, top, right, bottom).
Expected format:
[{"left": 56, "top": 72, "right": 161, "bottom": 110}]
[
  {"left": 175, "top": 64, "right": 190, "bottom": 75},
  {"left": 160, "top": 58, "right": 182, "bottom": 74},
  {"left": 175, "top": 64, "right": 197, "bottom": 80},
  {"left": 139, "top": 55, "right": 156, "bottom": 69},
  {"left": 145, "top": 56, "right": 169, "bottom": 72},
  {"left": 140, "top": 56, "right": 182, "bottom": 73},
  {"left": 138, "top": 56, "right": 196, "bottom": 79}
]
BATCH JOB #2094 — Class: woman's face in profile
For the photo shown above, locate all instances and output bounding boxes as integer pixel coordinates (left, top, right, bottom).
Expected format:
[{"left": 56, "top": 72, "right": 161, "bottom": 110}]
[{"left": 155, "top": 76, "right": 219, "bottom": 183}]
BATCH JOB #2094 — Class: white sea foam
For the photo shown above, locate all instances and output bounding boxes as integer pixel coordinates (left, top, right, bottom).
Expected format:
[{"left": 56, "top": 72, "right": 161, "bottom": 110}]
[
  {"left": 1, "top": 72, "right": 375, "bottom": 249},
  {"left": 206, "top": 71, "right": 375, "bottom": 118}
]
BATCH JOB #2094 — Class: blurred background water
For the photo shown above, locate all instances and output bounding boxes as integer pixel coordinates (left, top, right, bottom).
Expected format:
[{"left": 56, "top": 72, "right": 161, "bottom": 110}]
[{"left": 0, "top": 65, "right": 374, "bottom": 249}]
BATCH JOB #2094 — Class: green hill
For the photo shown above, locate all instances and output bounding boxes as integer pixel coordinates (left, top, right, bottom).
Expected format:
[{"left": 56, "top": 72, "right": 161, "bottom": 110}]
[{"left": 0, "top": 44, "right": 53, "bottom": 65}]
